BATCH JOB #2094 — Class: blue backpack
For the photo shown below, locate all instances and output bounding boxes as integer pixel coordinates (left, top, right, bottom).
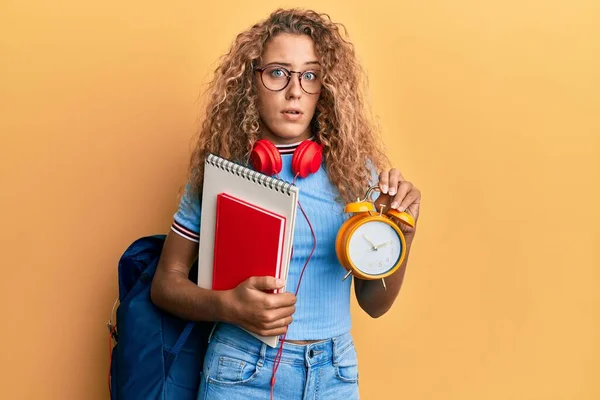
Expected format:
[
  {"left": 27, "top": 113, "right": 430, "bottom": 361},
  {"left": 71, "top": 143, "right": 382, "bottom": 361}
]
[{"left": 109, "top": 234, "right": 213, "bottom": 399}]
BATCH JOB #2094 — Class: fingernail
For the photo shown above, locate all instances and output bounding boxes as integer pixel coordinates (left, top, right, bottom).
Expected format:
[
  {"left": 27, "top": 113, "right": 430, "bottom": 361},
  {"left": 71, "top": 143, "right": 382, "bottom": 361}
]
[
  {"left": 391, "top": 202, "right": 399, "bottom": 209},
  {"left": 389, "top": 187, "right": 396, "bottom": 195},
  {"left": 397, "top": 206, "right": 405, "bottom": 212},
  {"left": 381, "top": 185, "right": 388, "bottom": 194},
  {"left": 276, "top": 279, "right": 284, "bottom": 286}
]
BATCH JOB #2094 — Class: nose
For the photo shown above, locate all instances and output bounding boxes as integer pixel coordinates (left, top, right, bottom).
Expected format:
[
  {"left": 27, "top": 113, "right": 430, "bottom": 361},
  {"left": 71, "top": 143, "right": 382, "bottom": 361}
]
[{"left": 285, "top": 73, "right": 303, "bottom": 99}]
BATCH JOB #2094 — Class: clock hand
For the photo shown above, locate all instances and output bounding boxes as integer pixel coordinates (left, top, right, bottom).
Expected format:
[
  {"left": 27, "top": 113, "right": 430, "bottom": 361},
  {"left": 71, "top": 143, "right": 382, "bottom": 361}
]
[
  {"left": 374, "top": 241, "right": 393, "bottom": 250},
  {"left": 362, "top": 235, "right": 377, "bottom": 250}
]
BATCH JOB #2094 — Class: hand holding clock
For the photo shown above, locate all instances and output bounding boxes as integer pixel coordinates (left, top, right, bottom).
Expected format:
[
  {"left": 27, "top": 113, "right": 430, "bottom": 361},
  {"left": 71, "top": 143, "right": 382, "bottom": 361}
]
[
  {"left": 336, "top": 167, "right": 420, "bottom": 316},
  {"left": 336, "top": 166, "right": 420, "bottom": 281},
  {"left": 375, "top": 168, "right": 421, "bottom": 237}
]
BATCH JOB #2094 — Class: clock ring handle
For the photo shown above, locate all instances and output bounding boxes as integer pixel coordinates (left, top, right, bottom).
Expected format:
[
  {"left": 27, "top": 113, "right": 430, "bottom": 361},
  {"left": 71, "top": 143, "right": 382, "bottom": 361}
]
[{"left": 362, "top": 185, "right": 381, "bottom": 203}]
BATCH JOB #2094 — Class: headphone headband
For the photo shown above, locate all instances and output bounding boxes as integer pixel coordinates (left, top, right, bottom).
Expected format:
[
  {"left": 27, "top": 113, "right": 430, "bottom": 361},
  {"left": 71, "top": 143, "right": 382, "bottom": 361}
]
[{"left": 250, "top": 139, "right": 323, "bottom": 178}]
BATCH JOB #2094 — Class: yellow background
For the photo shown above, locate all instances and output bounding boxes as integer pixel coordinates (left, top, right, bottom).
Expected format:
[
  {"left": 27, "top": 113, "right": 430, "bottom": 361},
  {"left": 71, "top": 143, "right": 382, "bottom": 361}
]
[{"left": 1, "top": 0, "right": 598, "bottom": 398}]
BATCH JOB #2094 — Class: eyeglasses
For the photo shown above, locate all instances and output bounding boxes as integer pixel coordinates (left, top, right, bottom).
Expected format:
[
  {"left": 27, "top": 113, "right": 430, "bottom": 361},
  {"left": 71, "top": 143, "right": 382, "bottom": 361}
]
[{"left": 254, "top": 66, "right": 322, "bottom": 95}]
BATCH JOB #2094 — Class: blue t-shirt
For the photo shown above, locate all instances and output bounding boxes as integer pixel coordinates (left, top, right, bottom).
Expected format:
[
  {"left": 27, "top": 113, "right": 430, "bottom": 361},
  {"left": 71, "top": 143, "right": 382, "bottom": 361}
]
[{"left": 171, "top": 142, "right": 360, "bottom": 340}]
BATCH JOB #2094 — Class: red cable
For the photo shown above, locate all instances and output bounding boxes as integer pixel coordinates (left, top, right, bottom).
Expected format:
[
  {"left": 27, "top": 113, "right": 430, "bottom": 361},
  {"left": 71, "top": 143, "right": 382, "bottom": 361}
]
[{"left": 270, "top": 175, "right": 317, "bottom": 400}]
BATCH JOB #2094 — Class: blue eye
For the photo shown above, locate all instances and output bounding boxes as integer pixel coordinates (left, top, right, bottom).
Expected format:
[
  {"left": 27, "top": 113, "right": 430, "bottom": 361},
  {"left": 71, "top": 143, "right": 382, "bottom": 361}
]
[
  {"left": 270, "top": 69, "right": 286, "bottom": 78},
  {"left": 303, "top": 71, "right": 317, "bottom": 81}
]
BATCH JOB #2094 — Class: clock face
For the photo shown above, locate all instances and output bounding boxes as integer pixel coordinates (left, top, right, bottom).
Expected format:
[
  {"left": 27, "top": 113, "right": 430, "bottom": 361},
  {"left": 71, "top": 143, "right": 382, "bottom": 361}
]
[{"left": 348, "top": 220, "right": 402, "bottom": 276}]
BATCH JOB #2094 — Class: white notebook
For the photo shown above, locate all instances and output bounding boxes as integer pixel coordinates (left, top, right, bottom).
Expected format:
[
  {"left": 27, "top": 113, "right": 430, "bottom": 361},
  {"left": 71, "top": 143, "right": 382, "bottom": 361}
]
[{"left": 197, "top": 153, "right": 299, "bottom": 347}]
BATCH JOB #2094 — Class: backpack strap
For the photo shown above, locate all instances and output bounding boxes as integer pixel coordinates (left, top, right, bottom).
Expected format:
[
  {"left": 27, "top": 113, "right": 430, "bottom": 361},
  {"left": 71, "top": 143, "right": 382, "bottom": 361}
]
[{"left": 163, "top": 321, "right": 196, "bottom": 377}]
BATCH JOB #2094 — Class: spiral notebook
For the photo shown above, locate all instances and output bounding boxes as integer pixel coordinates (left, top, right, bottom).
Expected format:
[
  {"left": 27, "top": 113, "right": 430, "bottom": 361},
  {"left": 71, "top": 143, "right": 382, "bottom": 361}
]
[{"left": 197, "top": 153, "right": 299, "bottom": 347}]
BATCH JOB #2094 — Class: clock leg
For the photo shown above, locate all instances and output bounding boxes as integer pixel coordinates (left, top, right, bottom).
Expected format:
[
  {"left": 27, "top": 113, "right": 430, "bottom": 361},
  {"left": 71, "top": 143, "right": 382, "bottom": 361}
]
[
  {"left": 343, "top": 270, "right": 353, "bottom": 281},
  {"left": 381, "top": 278, "right": 387, "bottom": 291}
]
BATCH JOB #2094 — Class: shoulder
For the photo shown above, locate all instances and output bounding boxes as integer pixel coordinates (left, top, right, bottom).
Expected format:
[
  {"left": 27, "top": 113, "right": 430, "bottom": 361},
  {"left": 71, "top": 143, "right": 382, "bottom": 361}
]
[{"left": 171, "top": 182, "right": 202, "bottom": 242}]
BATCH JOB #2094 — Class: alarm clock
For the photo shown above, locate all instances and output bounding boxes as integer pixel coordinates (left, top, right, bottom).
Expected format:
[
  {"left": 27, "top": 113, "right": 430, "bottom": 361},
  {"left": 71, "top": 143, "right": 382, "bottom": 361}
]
[{"left": 335, "top": 186, "right": 415, "bottom": 287}]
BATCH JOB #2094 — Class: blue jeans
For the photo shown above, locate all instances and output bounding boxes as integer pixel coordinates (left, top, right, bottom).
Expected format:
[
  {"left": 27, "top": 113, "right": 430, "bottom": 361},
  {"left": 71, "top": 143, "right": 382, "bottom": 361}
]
[{"left": 197, "top": 323, "right": 360, "bottom": 399}]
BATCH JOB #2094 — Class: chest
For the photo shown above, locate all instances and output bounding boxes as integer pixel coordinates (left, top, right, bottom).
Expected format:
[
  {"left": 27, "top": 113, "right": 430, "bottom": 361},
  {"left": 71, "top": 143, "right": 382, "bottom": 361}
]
[{"left": 281, "top": 167, "right": 348, "bottom": 261}]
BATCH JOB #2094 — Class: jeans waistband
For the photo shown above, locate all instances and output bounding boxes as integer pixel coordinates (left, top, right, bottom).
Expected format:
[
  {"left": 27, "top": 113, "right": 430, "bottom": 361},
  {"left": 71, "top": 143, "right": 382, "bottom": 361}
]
[{"left": 209, "top": 323, "right": 354, "bottom": 367}]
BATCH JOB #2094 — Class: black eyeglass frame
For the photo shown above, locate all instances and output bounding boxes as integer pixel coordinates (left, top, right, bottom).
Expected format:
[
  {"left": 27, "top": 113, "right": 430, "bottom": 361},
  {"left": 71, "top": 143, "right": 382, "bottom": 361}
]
[{"left": 254, "top": 66, "right": 322, "bottom": 95}]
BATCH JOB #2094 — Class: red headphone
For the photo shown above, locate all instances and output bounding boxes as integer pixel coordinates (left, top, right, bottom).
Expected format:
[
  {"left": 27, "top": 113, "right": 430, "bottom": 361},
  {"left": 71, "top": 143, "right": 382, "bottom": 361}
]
[{"left": 250, "top": 139, "right": 323, "bottom": 178}]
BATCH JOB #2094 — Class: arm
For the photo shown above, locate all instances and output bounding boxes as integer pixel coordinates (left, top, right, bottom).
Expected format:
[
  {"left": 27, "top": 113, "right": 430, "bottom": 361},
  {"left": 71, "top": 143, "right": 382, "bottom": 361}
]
[
  {"left": 354, "top": 167, "right": 421, "bottom": 318},
  {"left": 150, "top": 231, "right": 225, "bottom": 322},
  {"left": 150, "top": 231, "right": 297, "bottom": 337},
  {"left": 354, "top": 234, "right": 414, "bottom": 318}
]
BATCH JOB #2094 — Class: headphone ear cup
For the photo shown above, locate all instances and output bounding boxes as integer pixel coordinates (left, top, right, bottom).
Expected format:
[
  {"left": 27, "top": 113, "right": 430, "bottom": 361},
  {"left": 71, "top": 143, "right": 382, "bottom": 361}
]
[
  {"left": 250, "top": 139, "right": 282, "bottom": 175},
  {"left": 292, "top": 141, "right": 323, "bottom": 178}
]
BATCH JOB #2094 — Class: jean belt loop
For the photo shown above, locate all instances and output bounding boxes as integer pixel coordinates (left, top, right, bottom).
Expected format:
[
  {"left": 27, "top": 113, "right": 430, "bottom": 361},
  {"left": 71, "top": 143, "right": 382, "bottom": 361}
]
[
  {"left": 207, "top": 322, "right": 219, "bottom": 344},
  {"left": 257, "top": 342, "right": 267, "bottom": 368},
  {"left": 332, "top": 337, "right": 339, "bottom": 366}
]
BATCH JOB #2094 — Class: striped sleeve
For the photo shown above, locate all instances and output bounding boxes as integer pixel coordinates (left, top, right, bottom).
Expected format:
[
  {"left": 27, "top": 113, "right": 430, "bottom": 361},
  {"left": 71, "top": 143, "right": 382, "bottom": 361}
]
[{"left": 171, "top": 182, "right": 201, "bottom": 243}]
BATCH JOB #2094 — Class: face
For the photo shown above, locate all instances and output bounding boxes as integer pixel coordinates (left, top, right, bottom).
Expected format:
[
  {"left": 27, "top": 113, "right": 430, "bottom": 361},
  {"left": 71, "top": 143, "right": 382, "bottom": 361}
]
[{"left": 256, "top": 33, "right": 321, "bottom": 145}]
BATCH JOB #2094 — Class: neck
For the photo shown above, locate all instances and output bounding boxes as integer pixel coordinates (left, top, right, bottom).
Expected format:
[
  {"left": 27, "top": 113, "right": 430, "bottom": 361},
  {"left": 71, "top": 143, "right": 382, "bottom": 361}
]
[
  {"left": 273, "top": 137, "right": 314, "bottom": 155},
  {"left": 259, "top": 126, "right": 313, "bottom": 146}
]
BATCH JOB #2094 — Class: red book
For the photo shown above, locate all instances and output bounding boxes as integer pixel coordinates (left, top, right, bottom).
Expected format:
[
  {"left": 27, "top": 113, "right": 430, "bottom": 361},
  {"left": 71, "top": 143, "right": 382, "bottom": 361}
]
[{"left": 212, "top": 192, "right": 287, "bottom": 292}]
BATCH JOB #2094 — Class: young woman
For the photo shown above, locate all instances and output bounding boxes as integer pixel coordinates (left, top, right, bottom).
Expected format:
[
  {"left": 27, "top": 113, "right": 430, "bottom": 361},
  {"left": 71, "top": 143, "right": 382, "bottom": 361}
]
[{"left": 151, "top": 8, "right": 421, "bottom": 399}]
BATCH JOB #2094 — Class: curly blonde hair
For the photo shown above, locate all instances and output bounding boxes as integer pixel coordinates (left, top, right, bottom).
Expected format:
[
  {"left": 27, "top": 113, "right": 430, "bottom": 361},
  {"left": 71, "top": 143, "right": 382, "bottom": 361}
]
[{"left": 189, "top": 8, "right": 389, "bottom": 203}]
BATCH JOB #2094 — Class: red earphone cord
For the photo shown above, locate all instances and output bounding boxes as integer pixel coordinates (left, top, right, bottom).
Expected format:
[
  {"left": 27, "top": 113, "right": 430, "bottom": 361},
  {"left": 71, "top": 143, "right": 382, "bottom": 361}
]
[{"left": 269, "top": 175, "right": 317, "bottom": 400}]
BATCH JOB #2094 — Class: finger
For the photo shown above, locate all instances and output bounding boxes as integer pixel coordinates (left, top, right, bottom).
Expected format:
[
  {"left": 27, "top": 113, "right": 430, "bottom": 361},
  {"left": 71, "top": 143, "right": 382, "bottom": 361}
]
[
  {"left": 252, "top": 325, "right": 289, "bottom": 337},
  {"left": 390, "top": 181, "right": 413, "bottom": 209},
  {"left": 378, "top": 169, "right": 390, "bottom": 194},
  {"left": 261, "top": 315, "right": 294, "bottom": 331},
  {"left": 247, "top": 276, "right": 285, "bottom": 291},
  {"left": 243, "top": 318, "right": 284, "bottom": 337},
  {"left": 263, "top": 292, "right": 297, "bottom": 309},
  {"left": 257, "top": 307, "right": 294, "bottom": 324},
  {"left": 387, "top": 168, "right": 403, "bottom": 196},
  {"left": 397, "top": 188, "right": 421, "bottom": 213},
  {"left": 268, "top": 305, "right": 296, "bottom": 321}
]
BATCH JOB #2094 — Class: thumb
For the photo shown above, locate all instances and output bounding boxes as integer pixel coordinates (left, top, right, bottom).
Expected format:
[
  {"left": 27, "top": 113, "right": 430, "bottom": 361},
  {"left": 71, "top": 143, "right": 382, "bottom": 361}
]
[{"left": 246, "top": 276, "right": 285, "bottom": 291}]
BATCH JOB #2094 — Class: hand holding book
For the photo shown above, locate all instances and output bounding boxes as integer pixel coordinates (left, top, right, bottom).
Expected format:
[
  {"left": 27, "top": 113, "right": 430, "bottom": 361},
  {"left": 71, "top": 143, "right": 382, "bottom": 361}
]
[{"left": 220, "top": 276, "right": 296, "bottom": 337}]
